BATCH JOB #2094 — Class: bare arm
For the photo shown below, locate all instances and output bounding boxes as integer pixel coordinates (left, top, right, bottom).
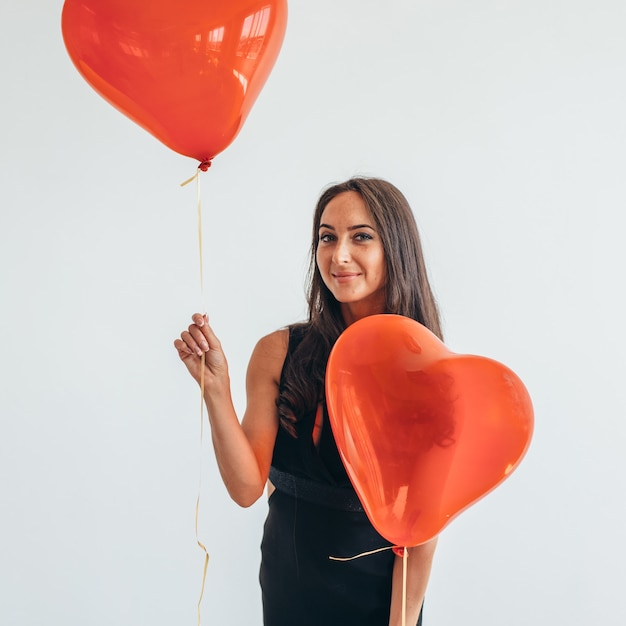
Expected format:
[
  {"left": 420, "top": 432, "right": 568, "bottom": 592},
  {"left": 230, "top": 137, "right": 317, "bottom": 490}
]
[
  {"left": 388, "top": 538, "right": 438, "bottom": 626},
  {"left": 174, "top": 314, "right": 287, "bottom": 507}
]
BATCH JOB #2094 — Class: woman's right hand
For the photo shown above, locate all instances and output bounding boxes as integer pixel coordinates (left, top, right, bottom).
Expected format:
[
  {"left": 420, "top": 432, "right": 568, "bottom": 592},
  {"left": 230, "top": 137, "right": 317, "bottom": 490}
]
[
  {"left": 174, "top": 316, "right": 287, "bottom": 507},
  {"left": 174, "top": 313, "right": 229, "bottom": 387}
]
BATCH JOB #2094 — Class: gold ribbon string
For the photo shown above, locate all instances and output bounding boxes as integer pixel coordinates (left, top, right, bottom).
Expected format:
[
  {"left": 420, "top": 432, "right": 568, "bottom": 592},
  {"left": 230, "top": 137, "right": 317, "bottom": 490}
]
[
  {"left": 401, "top": 547, "right": 408, "bottom": 626},
  {"left": 328, "top": 545, "right": 395, "bottom": 561},
  {"left": 330, "top": 545, "right": 409, "bottom": 626},
  {"left": 181, "top": 167, "right": 209, "bottom": 626},
  {"left": 180, "top": 169, "right": 206, "bottom": 308}
]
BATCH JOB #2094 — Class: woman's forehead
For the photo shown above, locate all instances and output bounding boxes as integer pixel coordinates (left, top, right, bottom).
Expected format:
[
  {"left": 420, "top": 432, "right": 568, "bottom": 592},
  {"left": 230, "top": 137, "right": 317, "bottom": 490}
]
[{"left": 319, "top": 191, "right": 372, "bottom": 224}]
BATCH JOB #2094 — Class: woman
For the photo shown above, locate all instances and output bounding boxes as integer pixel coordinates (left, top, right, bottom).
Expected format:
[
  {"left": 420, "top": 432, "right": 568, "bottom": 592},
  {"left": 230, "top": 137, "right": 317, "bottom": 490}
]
[{"left": 175, "top": 177, "right": 442, "bottom": 626}]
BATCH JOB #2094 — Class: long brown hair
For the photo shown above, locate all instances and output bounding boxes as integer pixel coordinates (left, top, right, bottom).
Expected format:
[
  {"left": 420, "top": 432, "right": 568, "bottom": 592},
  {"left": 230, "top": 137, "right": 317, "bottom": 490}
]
[{"left": 277, "top": 177, "right": 443, "bottom": 435}]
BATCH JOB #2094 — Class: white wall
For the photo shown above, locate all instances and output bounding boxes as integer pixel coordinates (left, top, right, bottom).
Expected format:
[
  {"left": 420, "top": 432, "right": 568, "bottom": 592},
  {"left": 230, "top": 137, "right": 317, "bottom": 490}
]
[{"left": 1, "top": 1, "right": 624, "bottom": 624}]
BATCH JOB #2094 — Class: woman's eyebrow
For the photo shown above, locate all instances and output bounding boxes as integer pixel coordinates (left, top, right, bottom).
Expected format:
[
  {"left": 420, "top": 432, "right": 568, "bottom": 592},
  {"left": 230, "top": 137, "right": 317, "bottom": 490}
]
[{"left": 318, "top": 223, "right": 375, "bottom": 231}]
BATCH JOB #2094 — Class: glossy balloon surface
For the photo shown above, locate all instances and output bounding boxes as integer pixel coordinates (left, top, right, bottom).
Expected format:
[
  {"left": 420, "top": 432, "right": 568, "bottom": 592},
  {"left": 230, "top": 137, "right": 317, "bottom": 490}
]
[
  {"left": 326, "top": 315, "right": 533, "bottom": 547},
  {"left": 62, "top": 0, "right": 288, "bottom": 163}
]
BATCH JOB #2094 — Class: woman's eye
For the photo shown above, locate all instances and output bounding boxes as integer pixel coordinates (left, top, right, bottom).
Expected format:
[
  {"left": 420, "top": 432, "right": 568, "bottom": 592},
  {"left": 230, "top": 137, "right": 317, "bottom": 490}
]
[
  {"left": 319, "top": 233, "right": 335, "bottom": 243},
  {"left": 354, "top": 232, "right": 374, "bottom": 242}
]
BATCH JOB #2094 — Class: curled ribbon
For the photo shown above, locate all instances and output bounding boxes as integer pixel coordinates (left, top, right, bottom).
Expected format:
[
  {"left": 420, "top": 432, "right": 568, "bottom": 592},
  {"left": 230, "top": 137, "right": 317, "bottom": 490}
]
[{"left": 181, "top": 165, "right": 209, "bottom": 626}]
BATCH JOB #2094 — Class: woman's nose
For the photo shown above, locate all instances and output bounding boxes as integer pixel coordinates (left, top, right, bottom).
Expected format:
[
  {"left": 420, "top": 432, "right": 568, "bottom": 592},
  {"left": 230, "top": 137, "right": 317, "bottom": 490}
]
[{"left": 332, "top": 238, "right": 351, "bottom": 263}]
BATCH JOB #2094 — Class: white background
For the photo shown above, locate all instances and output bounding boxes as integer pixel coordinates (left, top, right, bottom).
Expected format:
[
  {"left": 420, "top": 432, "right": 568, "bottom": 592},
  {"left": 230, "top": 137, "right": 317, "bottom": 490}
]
[{"left": 1, "top": 1, "right": 625, "bottom": 624}]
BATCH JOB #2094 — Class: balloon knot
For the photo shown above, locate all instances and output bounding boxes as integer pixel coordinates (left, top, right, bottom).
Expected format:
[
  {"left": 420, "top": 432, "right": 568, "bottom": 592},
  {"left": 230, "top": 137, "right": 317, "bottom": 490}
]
[
  {"left": 198, "top": 160, "right": 212, "bottom": 172},
  {"left": 392, "top": 546, "right": 408, "bottom": 557}
]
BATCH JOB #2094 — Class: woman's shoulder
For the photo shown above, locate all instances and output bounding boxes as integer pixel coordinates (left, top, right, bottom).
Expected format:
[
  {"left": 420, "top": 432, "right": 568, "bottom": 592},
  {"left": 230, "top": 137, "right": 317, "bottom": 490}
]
[
  {"left": 246, "top": 329, "right": 289, "bottom": 389},
  {"left": 257, "top": 322, "right": 311, "bottom": 352},
  {"left": 249, "top": 322, "right": 311, "bottom": 378},
  {"left": 255, "top": 327, "right": 290, "bottom": 356}
]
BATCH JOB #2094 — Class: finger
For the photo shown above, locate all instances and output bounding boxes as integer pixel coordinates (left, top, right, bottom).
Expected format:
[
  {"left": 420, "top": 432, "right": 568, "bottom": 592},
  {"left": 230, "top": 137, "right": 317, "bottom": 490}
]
[
  {"left": 191, "top": 312, "right": 207, "bottom": 327},
  {"left": 187, "top": 324, "right": 211, "bottom": 352},
  {"left": 173, "top": 338, "right": 195, "bottom": 357},
  {"left": 189, "top": 316, "right": 223, "bottom": 353},
  {"left": 200, "top": 320, "right": 222, "bottom": 351},
  {"left": 180, "top": 329, "right": 206, "bottom": 356},
  {"left": 191, "top": 313, "right": 214, "bottom": 345}
]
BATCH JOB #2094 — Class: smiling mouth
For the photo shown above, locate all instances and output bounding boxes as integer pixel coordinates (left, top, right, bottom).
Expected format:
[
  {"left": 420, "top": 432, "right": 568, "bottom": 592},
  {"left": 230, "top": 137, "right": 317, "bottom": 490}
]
[{"left": 332, "top": 272, "right": 360, "bottom": 282}]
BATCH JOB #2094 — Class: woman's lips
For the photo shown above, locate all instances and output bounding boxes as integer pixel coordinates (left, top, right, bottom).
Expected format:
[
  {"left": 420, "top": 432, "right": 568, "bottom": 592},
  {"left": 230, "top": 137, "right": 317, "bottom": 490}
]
[{"left": 332, "top": 272, "right": 360, "bottom": 283}]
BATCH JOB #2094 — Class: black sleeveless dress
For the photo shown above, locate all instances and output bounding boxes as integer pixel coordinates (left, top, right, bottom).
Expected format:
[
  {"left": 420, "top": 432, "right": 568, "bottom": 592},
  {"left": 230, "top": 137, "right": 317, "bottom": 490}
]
[{"left": 259, "top": 326, "right": 423, "bottom": 626}]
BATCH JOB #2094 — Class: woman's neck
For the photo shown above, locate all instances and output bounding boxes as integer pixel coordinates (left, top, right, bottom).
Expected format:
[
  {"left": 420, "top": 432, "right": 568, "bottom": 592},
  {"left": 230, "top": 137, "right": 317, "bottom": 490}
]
[{"left": 340, "top": 298, "right": 387, "bottom": 326}]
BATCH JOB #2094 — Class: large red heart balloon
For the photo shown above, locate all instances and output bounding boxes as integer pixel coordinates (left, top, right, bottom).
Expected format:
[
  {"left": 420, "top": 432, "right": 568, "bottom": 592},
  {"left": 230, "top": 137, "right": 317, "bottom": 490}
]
[
  {"left": 61, "top": 0, "right": 288, "bottom": 164},
  {"left": 326, "top": 315, "right": 533, "bottom": 547}
]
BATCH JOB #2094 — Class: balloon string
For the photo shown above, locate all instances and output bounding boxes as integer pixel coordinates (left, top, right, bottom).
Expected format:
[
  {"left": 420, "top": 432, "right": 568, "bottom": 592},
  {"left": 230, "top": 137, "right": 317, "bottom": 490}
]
[
  {"left": 330, "top": 544, "right": 408, "bottom": 626},
  {"left": 181, "top": 166, "right": 209, "bottom": 625},
  {"left": 195, "top": 487, "right": 209, "bottom": 626},
  {"left": 401, "top": 547, "right": 408, "bottom": 626},
  {"left": 328, "top": 545, "right": 396, "bottom": 561},
  {"left": 180, "top": 168, "right": 206, "bottom": 310},
  {"left": 196, "top": 353, "right": 208, "bottom": 626}
]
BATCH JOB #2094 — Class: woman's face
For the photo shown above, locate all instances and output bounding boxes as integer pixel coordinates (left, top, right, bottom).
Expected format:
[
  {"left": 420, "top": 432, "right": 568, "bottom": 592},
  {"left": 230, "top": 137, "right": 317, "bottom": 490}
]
[{"left": 316, "top": 191, "right": 387, "bottom": 323}]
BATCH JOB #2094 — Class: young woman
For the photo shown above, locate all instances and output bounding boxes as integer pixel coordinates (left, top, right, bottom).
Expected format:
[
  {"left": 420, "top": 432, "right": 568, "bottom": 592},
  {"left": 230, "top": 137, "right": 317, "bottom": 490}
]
[{"left": 174, "top": 177, "right": 442, "bottom": 626}]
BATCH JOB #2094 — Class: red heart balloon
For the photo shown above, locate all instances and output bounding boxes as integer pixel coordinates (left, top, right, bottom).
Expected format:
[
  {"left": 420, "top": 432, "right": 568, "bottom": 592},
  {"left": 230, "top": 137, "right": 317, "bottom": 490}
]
[
  {"left": 326, "top": 315, "right": 533, "bottom": 547},
  {"left": 61, "top": 0, "right": 288, "bottom": 164}
]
